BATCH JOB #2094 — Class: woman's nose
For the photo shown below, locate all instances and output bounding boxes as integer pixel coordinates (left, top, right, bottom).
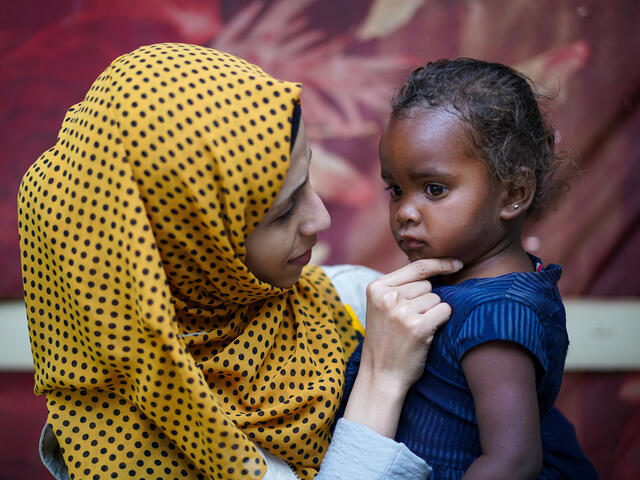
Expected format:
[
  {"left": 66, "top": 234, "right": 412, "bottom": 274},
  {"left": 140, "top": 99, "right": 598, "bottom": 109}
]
[
  {"left": 299, "top": 189, "right": 331, "bottom": 236},
  {"left": 395, "top": 198, "right": 421, "bottom": 225}
]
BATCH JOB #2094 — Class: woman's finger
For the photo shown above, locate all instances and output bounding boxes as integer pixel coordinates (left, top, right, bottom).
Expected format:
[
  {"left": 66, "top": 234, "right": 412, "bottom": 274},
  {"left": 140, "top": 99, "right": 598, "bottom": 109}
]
[
  {"left": 380, "top": 258, "right": 463, "bottom": 287},
  {"left": 394, "top": 280, "right": 433, "bottom": 300},
  {"left": 416, "top": 302, "right": 452, "bottom": 340},
  {"left": 405, "top": 292, "right": 442, "bottom": 314}
]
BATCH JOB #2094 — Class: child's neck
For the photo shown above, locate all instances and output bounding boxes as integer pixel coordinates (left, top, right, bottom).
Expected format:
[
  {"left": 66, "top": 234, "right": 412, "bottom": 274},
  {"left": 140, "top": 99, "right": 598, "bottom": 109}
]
[{"left": 440, "top": 238, "right": 533, "bottom": 285}]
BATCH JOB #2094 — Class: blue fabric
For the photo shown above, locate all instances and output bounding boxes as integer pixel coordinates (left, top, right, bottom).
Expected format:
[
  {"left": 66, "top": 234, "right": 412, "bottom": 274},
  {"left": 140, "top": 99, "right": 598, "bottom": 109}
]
[
  {"left": 538, "top": 408, "right": 599, "bottom": 479},
  {"left": 341, "top": 257, "right": 598, "bottom": 479}
]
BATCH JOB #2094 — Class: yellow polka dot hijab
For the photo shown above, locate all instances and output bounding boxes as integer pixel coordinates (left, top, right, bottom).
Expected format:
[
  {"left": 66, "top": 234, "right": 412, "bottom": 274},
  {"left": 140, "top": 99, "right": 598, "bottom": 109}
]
[{"left": 18, "top": 43, "right": 359, "bottom": 480}]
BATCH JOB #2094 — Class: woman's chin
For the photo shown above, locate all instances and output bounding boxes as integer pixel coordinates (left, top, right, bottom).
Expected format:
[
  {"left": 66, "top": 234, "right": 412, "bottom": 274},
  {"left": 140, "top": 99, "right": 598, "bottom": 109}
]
[{"left": 271, "top": 266, "right": 304, "bottom": 289}]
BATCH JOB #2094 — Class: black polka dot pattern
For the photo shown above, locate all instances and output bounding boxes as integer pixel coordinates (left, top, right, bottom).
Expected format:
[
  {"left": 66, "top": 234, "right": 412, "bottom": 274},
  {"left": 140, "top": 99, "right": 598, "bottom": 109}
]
[{"left": 18, "top": 43, "right": 359, "bottom": 480}]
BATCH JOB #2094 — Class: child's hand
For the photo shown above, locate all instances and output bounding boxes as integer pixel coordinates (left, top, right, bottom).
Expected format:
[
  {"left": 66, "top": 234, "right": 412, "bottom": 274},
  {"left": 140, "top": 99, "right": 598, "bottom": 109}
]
[
  {"left": 342, "top": 258, "right": 462, "bottom": 438},
  {"left": 361, "top": 258, "right": 462, "bottom": 391}
]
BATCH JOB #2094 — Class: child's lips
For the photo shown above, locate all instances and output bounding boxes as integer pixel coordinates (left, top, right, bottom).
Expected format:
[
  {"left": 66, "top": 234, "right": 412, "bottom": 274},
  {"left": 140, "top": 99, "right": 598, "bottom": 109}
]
[
  {"left": 401, "top": 239, "right": 426, "bottom": 250},
  {"left": 398, "top": 235, "right": 427, "bottom": 251}
]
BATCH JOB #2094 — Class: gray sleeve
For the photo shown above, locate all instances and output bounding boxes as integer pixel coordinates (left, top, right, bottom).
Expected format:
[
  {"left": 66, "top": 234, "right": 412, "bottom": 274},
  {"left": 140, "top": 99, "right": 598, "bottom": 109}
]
[
  {"left": 322, "top": 264, "right": 382, "bottom": 327},
  {"left": 319, "top": 267, "right": 432, "bottom": 479},
  {"left": 316, "top": 418, "right": 431, "bottom": 480},
  {"left": 41, "top": 418, "right": 431, "bottom": 480},
  {"left": 39, "top": 423, "right": 69, "bottom": 480}
]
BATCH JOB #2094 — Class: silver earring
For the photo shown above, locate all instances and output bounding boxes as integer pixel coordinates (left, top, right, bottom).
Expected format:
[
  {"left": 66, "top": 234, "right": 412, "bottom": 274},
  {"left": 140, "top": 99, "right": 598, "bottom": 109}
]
[{"left": 513, "top": 204, "right": 520, "bottom": 209}]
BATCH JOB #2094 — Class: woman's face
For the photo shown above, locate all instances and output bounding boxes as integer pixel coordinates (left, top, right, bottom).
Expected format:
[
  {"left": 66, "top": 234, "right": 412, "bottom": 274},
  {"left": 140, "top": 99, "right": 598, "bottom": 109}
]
[{"left": 245, "top": 119, "right": 331, "bottom": 288}]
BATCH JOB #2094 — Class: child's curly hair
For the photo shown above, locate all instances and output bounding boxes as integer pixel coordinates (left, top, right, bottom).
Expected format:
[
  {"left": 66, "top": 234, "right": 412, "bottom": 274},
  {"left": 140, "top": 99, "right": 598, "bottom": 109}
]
[{"left": 391, "top": 58, "right": 565, "bottom": 218}]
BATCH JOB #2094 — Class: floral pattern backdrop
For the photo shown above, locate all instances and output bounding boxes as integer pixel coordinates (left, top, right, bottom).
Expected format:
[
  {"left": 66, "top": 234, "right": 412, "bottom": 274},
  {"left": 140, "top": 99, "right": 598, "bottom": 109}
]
[{"left": 1, "top": 0, "right": 638, "bottom": 478}]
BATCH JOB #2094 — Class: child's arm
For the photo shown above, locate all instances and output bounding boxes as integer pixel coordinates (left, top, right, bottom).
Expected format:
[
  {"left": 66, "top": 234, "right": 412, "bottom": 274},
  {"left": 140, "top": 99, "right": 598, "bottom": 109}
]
[{"left": 461, "top": 340, "right": 542, "bottom": 479}]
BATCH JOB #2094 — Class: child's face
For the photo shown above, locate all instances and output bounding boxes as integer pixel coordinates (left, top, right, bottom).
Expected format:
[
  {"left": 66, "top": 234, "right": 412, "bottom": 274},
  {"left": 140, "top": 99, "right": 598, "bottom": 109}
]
[{"left": 379, "top": 109, "right": 511, "bottom": 267}]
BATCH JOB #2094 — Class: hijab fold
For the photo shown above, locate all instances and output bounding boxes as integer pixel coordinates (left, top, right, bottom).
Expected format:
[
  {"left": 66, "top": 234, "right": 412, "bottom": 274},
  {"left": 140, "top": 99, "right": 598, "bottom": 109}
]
[{"left": 19, "top": 43, "right": 359, "bottom": 480}]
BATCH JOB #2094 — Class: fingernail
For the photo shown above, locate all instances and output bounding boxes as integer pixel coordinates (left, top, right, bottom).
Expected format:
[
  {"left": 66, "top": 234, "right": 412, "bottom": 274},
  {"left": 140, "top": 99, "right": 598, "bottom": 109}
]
[{"left": 453, "top": 260, "right": 463, "bottom": 270}]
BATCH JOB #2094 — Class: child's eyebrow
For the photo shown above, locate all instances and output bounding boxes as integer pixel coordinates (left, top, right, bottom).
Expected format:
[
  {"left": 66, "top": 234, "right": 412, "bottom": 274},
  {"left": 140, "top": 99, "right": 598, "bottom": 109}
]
[
  {"left": 409, "top": 168, "right": 456, "bottom": 180},
  {"left": 380, "top": 167, "right": 393, "bottom": 180},
  {"left": 380, "top": 167, "right": 456, "bottom": 181}
]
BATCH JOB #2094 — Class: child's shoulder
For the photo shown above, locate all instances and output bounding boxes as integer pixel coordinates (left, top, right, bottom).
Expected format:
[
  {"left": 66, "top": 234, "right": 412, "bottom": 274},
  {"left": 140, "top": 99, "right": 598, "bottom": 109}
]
[{"left": 435, "top": 261, "right": 563, "bottom": 320}]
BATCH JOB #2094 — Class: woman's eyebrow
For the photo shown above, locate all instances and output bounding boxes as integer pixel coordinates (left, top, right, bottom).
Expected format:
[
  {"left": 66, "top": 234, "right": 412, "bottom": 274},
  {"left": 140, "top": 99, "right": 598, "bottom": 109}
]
[
  {"left": 273, "top": 149, "right": 312, "bottom": 210},
  {"left": 286, "top": 149, "right": 312, "bottom": 201},
  {"left": 288, "top": 174, "right": 308, "bottom": 201},
  {"left": 272, "top": 171, "right": 308, "bottom": 212}
]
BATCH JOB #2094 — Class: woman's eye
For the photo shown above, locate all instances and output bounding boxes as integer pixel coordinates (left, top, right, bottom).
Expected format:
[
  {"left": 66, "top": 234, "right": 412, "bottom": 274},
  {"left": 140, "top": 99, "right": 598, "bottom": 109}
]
[
  {"left": 278, "top": 200, "right": 298, "bottom": 221},
  {"left": 384, "top": 185, "right": 403, "bottom": 199},
  {"left": 425, "top": 184, "right": 446, "bottom": 197}
]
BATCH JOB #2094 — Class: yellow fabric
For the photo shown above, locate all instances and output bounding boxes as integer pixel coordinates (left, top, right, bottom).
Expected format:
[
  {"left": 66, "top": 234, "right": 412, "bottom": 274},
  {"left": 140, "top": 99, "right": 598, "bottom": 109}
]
[
  {"left": 344, "top": 304, "right": 366, "bottom": 337},
  {"left": 18, "top": 43, "right": 359, "bottom": 480}
]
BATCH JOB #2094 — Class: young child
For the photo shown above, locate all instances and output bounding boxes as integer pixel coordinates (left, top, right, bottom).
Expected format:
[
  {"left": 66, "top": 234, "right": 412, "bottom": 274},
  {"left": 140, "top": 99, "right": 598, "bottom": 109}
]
[{"left": 343, "top": 58, "right": 598, "bottom": 479}]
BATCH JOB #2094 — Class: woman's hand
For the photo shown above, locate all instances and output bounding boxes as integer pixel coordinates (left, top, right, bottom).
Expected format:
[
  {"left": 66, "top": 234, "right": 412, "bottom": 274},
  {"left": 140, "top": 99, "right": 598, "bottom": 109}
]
[
  {"left": 343, "top": 258, "right": 462, "bottom": 437},
  {"left": 362, "top": 258, "right": 462, "bottom": 389}
]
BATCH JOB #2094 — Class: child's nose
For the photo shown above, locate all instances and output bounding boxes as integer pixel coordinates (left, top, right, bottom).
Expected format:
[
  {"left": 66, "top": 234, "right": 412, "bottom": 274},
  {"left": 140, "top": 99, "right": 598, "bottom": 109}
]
[{"left": 395, "top": 200, "right": 421, "bottom": 225}]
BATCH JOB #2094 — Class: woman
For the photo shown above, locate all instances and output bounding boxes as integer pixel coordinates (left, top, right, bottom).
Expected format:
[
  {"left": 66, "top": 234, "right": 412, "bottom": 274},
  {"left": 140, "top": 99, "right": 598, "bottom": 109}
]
[{"left": 18, "top": 43, "right": 460, "bottom": 479}]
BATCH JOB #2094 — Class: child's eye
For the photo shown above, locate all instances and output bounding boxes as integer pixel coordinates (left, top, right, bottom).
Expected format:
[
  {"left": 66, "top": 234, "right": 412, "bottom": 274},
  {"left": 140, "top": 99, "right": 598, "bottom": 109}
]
[
  {"left": 425, "top": 184, "right": 446, "bottom": 197},
  {"left": 384, "top": 185, "right": 403, "bottom": 199}
]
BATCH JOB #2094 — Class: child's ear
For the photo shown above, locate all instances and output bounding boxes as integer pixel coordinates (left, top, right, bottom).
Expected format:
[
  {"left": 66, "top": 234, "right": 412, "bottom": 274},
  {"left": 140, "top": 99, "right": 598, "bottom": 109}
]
[{"left": 500, "top": 167, "right": 536, "bottom": 220}]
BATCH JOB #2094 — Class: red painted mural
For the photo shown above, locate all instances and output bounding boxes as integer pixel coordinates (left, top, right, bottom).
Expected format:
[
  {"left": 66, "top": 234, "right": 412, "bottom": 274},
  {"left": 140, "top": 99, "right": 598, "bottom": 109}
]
[{"left": 1, "top": 0, "right": 638, "bottom": 478}]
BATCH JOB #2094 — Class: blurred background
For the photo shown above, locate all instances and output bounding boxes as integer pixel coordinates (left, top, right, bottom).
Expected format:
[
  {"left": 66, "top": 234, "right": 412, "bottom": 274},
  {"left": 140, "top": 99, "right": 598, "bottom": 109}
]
[{"left": 1, "top": 0, "right": 638, "bottom": 478}]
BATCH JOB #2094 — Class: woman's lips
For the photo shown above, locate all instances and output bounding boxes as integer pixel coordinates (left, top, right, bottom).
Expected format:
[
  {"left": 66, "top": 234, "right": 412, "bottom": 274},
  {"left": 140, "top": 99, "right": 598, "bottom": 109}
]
[{"left": 289, "top": 248, "right": 313, "bottom": 266}]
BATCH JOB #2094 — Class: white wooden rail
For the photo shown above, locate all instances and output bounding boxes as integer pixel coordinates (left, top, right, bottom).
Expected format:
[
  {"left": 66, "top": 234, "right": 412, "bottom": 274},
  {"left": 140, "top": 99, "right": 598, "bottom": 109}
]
[{"left": 2, "top": 299, "right": 639, "bottom": 371}]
